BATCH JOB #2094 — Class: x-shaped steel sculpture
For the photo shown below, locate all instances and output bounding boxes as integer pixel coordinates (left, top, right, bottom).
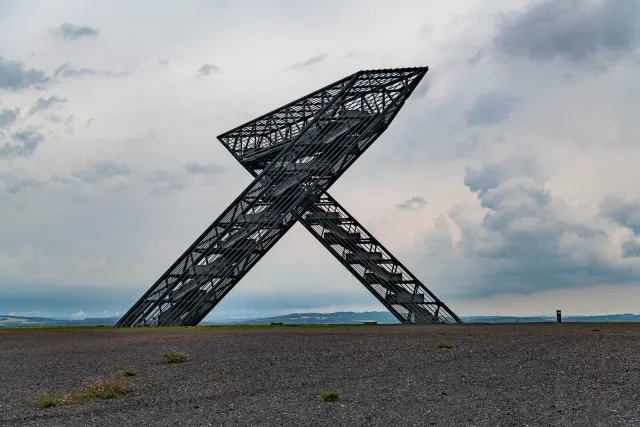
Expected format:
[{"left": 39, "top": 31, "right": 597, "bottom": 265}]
[{"left": 117, "top": 67, "right": 461, "bottom": 327}]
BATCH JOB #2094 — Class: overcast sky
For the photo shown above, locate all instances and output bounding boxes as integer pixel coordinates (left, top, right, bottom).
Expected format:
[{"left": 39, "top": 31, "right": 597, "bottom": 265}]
[{"left": 1, "top": 0, "right": 639, "bottom": 320}]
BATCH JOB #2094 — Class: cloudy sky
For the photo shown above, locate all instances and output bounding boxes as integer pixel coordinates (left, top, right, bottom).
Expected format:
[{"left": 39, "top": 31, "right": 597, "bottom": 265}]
[{"left": 1, "top": 0, "right": 639, "bottom": 320}]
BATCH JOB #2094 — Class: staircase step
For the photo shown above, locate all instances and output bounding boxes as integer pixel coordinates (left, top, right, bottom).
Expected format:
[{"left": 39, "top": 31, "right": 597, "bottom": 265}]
[
  {"left": 346, "top": 251, "right": 383, "bottom": 264},
  {"left": 363, "top": 271, "right": 403, "bottom": 284},
  {"left": 324, "top": 231, "right": 362, "bottom": 244},
  {"left": 305, "top": 211, "right": 341, "bottom": 223}
]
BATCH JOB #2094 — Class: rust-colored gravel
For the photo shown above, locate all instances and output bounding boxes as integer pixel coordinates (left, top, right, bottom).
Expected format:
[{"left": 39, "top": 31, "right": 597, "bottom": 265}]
[{"left": 1, "top": 323, "right": 639, "bottom": 427}]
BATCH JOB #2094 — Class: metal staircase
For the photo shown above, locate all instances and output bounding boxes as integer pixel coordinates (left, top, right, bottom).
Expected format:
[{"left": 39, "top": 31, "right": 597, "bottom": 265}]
[{"left": 116, "top": 68, "right": 461, "bottom": 327}]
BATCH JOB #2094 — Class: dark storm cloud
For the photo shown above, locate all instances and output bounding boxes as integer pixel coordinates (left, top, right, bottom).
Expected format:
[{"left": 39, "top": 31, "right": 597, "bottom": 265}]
[
  {"left": 397, "top": 196, "right": 428, "bottom": 210},
  {"left": 0, "top": 108, "right": 19, "bottom": 128},
  {"left": 197, "top": 64, "right": 220, "bottom": 77},
  {"left": 289, "top": 54, "right": 327, "bottom": 69},
  {"left": 463, "top": 157, "right": 539, "bottom": 198},
  {"left": 27, "top": 96, "right": 67, "bottom": 116},
  {"left": 622, "top": 240, "right": 640, "bottom": 258},
  {"left": 419, "top": 157, "right": 638, "bottom": 299},
  {"left": 0, "top": 130, "right": 43, "bottom": 157},
  {"left": 466, "top": 93, "right": 515, "bottom": 127},
  {"left": 0, "top": 57, "right": 48, "bottom": 91},
  {"left": 56, "top": 23, "right": 99, "bottom": 40},
  {"left": 53, "top": 63, "right": 96, "bottom": 78},
  {"left": 495, "top": 0, "right": 640, "bottom": 64},
  {"left": 72, "top": 161, "right": 130, "bottom": 183},
  {"left": 600, "top": 197, "right": 640, "bottom": 234},
  {"left": 184, "top": 162, "right": 224, "bottom": 175}
]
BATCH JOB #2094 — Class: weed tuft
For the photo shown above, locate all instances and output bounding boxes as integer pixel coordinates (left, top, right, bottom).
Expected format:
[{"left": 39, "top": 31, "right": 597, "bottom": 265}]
[
  {"left": 162, "top": 350, "right": 191, "bottom": 364},
  {"left": 121, "top": 363, "right": 137, "bottom": 376},
  {"left": 592, "top": 328, "right": 600, "bottom": 332},
  {"left": 321, "top": 391, "right": 341, "bottom": 402},
  {"left": 78, "top": 376, "right": 134, "bottom": 399},
  {"left": 36, "top": 392, "right": 62, "bottom": 408},
  {"left": 437, "top": 341, "right": 455, "bottom": 349}
]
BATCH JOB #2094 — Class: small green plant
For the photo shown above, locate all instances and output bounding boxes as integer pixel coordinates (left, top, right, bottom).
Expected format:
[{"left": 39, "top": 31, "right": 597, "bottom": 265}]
[
  {"left": 162, "top": 350, "right": 191, "bottom": 364},
  {"left": 121, "top": 363, "right": 137, "bottom": 376},
  {"left": 36, "top": 392, "right": 64, "bottom": 408},
  {"left": 321, "top": 391, "right": 341, "bottom": 402},
  {"left": 36, "top": 377, "right": 133, "bottom": 408},
  {"left": 536, "top": 330, "right": 549, "bottom": 335},
  {"left": 437, "top": 341, "right": 455, "bottom": 349},
  {"left": 592, "top": 328, "right": 600, "bottom": 332},
  {"left": 78, "top": 377, "right": 134, "bottom": 399}
]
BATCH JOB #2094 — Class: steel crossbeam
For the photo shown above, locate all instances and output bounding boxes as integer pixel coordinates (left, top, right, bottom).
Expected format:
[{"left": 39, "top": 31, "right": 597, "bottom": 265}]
[{"left": 116, "top": 67, "right": 462, "bottom": 327}]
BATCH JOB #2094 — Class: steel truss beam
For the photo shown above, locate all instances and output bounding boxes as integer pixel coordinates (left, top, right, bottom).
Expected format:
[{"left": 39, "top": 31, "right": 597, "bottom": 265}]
[{"left": 117, "top": 67, "right": 462, "bottom": 327}]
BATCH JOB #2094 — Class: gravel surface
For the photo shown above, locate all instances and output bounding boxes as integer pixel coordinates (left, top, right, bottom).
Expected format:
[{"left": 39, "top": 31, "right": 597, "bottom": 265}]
[{"left": 1, "top": 323, "right": 639, "bottom": 427}]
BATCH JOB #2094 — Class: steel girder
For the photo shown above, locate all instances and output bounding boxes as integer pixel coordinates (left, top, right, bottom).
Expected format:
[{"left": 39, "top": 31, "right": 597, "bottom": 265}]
[{"left": 116, "top": 67, "right": 462, "bottom": 327}]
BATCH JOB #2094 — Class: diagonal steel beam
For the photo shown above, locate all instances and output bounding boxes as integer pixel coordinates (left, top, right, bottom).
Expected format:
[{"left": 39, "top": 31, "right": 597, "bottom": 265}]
[{"left": 117, "top": 67, "right": 461, "bottom": 327}]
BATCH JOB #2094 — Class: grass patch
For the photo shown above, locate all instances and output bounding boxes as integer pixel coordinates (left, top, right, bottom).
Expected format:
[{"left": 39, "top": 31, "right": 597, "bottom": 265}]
[
  {"left": 36, "top": 377, "right": 133, "bottom": 408},
  {"left": 536, "top": 330, "right": 549, "bottom": 335},
  {"left": 121, "top": 363, "right": 136, "bottom": 376},
  {"left": 162, "top": 350, "right": 191, "bottom": 364},
  {"left": 592, "top": 328, "right": 600, "bottom": 332},
  {"left": 321, "top": 391, "right": 341, "bottom": 402},
  {"left": 437, "top": 341, "right": 455, "bottom": 349},
  {"left": 78, "top": 377, "right": 133, "bottom": 399},
  {"left": 36, "top": 392, "right": 62, "bottom": 408}
]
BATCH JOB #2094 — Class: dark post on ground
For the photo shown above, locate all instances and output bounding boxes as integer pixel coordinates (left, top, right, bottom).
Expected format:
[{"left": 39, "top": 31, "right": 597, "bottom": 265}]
[{"left": 557, "top": 310, "right": 562, "bottom": 323}]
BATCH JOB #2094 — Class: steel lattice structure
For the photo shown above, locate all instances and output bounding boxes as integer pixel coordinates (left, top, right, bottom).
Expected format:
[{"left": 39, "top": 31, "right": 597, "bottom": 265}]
[{"left": 117, "top": 67, "right": 462, "bottom": 327}]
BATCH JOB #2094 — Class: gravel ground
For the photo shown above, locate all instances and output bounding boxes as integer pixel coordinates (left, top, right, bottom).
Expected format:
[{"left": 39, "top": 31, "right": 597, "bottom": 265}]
[{"left": 1, "top": 323, "right": 639, "bottom": 427}]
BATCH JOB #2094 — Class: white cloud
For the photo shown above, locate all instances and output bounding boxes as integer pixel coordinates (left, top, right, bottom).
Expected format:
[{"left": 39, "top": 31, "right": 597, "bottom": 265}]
[{"left": 71, "top": 310, "right": 86, "bottom": 320}]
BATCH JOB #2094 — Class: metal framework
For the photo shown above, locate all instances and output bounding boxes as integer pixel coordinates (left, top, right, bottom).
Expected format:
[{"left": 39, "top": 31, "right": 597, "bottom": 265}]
[{"left": 117, "top": 67, "right": 462, "bottom": 327}]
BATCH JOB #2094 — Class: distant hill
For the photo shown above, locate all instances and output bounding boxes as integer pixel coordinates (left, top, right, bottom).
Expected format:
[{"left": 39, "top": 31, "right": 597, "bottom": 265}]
[
  {"left": 216, "top": 312, "right": 640, "bottom": 325},
  {"left": 0, "top": 315, "right": 118, "bottom": 327},
  {"left": 461, "top": 314, "right": 640, "bottom": 323},
  {"left": 221, "top": 311, "right": 400, "bottom": 325},
  {"left": 2, "top": 312, "right": 639, "bottom": 327}
]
